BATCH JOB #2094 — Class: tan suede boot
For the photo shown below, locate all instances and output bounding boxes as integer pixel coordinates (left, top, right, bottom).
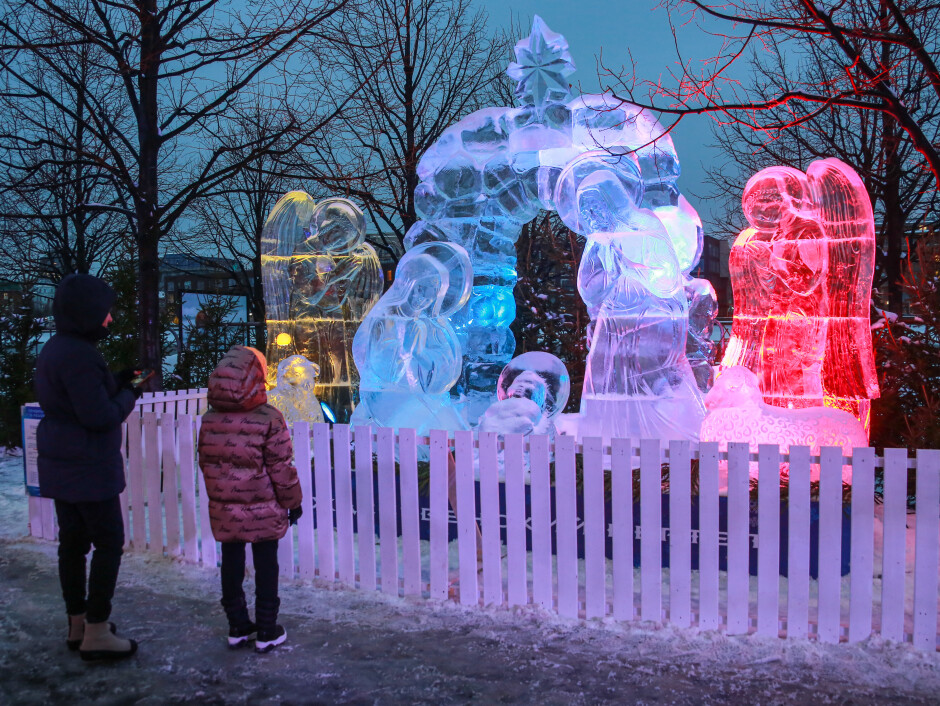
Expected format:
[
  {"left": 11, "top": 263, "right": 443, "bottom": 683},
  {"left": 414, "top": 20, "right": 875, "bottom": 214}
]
[
  {"left": 67, "top": 615, "right": 117, "bottom": 651},
  {"left": 79, "top": 620, "right": 138, "bottom": 661},
  {"left": 66, "top": 614, "right": 85, "bottom": 651}
]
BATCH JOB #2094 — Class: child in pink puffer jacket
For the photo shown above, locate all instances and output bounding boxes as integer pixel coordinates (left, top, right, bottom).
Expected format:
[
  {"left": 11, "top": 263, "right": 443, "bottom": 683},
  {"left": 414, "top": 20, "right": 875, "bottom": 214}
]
[{"left": 198, "top": 346, "right": 303, "bottom": 653}]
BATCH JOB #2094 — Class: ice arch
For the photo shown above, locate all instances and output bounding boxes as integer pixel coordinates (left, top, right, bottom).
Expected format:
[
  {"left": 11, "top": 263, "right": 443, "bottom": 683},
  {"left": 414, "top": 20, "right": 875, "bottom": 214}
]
[{"left": 405, "top": 16, "right": 713, "bottom": 429}]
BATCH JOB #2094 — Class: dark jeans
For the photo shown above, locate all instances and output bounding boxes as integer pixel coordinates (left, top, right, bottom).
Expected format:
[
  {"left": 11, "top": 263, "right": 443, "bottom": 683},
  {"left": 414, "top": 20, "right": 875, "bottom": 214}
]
[
  {"left": 54, "top": 497, "right": 124, "bottom": 623},
  {"left": 220, "top": 540, "right": 279, "bottom": 605}
]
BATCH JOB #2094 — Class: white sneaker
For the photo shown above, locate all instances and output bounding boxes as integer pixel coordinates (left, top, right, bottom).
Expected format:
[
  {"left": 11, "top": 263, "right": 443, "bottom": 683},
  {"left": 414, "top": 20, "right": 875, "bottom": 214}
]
[{"left": 254, "top": 625, "right": 286, "bottom": 653}]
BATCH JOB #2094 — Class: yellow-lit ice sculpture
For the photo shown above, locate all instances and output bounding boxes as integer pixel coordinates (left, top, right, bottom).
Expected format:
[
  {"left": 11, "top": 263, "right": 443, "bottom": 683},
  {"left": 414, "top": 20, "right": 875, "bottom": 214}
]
[
  {"left": 268, "top": 354, "right": 325, "bottom": 426},
  {"left": 261, "top": 192, "right": 382, "bottom": 421}
]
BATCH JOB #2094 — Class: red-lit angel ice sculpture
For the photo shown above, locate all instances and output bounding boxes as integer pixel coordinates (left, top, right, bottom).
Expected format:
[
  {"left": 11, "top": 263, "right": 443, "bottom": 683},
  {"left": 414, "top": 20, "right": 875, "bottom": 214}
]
[{"left": 720, "top": 158, "right": 879, "bottom": 435}]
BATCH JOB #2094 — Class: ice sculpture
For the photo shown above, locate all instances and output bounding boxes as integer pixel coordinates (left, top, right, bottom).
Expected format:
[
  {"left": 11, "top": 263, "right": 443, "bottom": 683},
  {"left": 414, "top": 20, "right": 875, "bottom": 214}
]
[
  {"left": 260, "top": 192, "right": 382, "bottom": 422},
  {"left": 479, "top": 351, "right": 570, "bottom": 437},
  {"left": 554, "top": 150, "right": 705, "bottom": 442},
  {"left": 700, "top": 366, "right": 867, "bottom": 482},
  {"left": 686, "top": 277, "right": 718, "bottom": 392},
  {"left": 268, "top": 354, "right": 325, "bottom": 426},
  {"left": 350, "top": 241, "right": 473, "bottom": 436},
  {"left": 405, "top": 17, "right": 715, "bottom": 430},
  {"left": 720, "top": 158, "right": 879, "bottom": 434}
]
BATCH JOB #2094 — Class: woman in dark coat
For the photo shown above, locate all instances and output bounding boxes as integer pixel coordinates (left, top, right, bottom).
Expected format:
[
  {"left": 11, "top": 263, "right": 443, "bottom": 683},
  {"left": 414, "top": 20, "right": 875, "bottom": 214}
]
[{"left": 35, "top": 273, "right": 143, "bottom": 661}]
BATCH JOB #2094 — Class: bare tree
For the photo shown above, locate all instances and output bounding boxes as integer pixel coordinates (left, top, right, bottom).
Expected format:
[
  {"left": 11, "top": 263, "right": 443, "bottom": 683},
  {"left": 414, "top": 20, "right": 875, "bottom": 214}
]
[
  {"left": 602, "top": 0, "right": 940, "bottom": 194},
  {"left": 306, "top": 0, "right": 510, "bottom": 259},
  {"left": 699, "top": 19, "right": 940, "bottom": 312},
  {"left": 171, "top": 101, "right": 333, "bottom": 351},
  {"left": 0, "top": 12, "right": 130, "bottom": 282},
  {"left": 0, "top": 0, "right": 356, "bottom": 385}
]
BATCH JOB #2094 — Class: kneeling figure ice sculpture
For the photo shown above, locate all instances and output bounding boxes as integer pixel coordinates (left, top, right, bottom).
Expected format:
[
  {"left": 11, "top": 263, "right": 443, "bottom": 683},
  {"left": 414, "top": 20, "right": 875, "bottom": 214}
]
[
  {"left": 553, "top": 150, "right": 705, "bottom": 443},
  {"left": 268, "top": 354, "right": 325, "bottom": 426},
  {"left": 479, "top": 351, "right": 570, "bottom": 438},
  {"left": 350, "top": 241, "right": 473, "bottom": 436},
  {"left": 700, "top": 366, "right": 866, "bottom": 483}
]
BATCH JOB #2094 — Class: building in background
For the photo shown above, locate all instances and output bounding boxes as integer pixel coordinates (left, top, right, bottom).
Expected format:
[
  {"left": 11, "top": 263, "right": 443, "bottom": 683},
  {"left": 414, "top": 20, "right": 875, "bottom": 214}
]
[{"left": 690, "top": 234, "right": 731, "bottom": 319}]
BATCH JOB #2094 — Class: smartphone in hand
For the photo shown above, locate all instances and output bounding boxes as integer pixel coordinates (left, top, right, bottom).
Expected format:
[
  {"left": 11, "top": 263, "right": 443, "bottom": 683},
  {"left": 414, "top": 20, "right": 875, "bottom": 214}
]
[{"left": 130, "top": 368, "right": 155, "bottom": 387}]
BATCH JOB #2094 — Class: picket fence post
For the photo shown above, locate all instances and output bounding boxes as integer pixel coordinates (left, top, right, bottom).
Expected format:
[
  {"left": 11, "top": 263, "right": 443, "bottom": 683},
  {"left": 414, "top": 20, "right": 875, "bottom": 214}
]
[
  {"left": 582, "top": 436, "right": 606, "bottom": 620},
  {"left": 333, "top": 424, "right": 356, "bottom": 586},
  {"left": 697, "top": 441, "right": 720, "bottom": 631},
  {"left": 294, "top": 421, "right": 315, "bottom": 580},
  {"left": 787, "top": 446, "right": 811, "bottom": 640},
  {"left": 639, "top": 438, "right": 661, "bottom": 622},
  {"left": 726, "top": 442, "right": 750, "bottom": 635},
  {"left": 454, "top": 430, "right": 477, "bottom": 606},
  {"left": 881, "top": 448, "right": 908, "bottom": 641},
  {"left": 610, "top": 437, "right": 634, "bottom": 622},
  {"left": 913, "top": 449, "right": 940, "bottom": 650},
  {"left": 555, "top": 434, "right": 578, "bottom": 619},
  {"left": 756, "top": 444, "right": 780, "bottom": 637},
  {"left": 478, "top": 431, "right": 502, "bottom": 607}
]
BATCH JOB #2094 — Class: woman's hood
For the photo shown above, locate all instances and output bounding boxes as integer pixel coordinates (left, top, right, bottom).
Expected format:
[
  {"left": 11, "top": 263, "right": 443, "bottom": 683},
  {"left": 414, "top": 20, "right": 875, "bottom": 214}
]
[{"left": 53, "top": 273, "right": 116, "bottom": 340}]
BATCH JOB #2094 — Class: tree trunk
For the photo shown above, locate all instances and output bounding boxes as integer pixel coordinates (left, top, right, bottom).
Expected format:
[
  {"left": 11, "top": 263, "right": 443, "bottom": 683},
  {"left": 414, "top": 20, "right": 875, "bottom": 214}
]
[
  {"left": 136, "top": 0, "right": 163, "bottom": 389},
  {"left": 879, "top": 13, "right": 905, "bottom": 315}
]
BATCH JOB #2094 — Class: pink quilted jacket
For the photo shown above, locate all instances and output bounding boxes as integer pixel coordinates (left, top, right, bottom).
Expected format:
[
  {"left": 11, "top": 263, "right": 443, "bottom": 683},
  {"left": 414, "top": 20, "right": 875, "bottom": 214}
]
[{"left": 198, "top": 346, "right": 302, "bottom": 543}]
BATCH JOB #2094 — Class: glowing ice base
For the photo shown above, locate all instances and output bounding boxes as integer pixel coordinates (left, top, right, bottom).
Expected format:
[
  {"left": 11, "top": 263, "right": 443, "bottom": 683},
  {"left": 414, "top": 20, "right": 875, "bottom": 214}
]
[{"left": 700, "top": 367, "right": 867, "bottom": 483}]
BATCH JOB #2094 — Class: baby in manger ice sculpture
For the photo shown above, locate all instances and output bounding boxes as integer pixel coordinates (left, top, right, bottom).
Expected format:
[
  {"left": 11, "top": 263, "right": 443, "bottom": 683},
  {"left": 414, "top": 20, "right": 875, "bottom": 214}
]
[
  {"left": 268, "top": 354, "right": 325, "bottom": 426},
  {"left": 261, "top": 192, "right": 382, "bottom": 422},
  {"left": 479, "top": 351, "right": 570, "bottom": 438},
  {"left": 720, "top": 158, "right": 879, "bottom": 433},
  {"left": 555, "top": 150, "right": 705, "bottom": 443},
  {"left": 350, "top": 241, "right": 473, "bottom": 436}
]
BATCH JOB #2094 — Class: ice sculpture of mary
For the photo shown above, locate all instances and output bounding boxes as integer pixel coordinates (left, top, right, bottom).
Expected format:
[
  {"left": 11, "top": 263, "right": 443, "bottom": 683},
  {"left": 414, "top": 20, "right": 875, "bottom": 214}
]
[
  {"left": 350, "top": 241, "right": 473, "bottom": 436},
  {"left": 555, "top": 151, "right": 704, "bottom": 443}
]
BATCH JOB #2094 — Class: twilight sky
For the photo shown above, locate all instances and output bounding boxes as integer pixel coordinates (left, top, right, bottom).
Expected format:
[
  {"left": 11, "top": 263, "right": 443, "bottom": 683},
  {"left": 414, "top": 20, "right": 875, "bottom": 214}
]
[{"left": 472, "top": 0, "right": 742, "bottom": 232}]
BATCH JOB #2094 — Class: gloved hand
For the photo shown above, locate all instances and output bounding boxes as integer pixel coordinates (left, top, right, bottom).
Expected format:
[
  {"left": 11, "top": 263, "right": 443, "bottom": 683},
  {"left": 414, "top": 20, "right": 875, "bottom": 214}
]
[
  {"left": 115, "top": 367, "right": 140, "bottom": 387},
  {"left": 288, "top": 506, "right": 303, "bottom": 526}
]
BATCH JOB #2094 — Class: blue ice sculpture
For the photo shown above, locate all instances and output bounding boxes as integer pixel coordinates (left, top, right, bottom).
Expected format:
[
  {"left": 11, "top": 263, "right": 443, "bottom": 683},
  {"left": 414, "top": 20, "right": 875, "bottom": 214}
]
[
  {"left": 555, "top": 151, "right": 705, "bottom": 442},
  {"left": 405, "top": 16, "right": 576, "bottom": 425},
  {"left": 405, "top": 16, "right": 715, "bottom": 435},
  {"left": 350, "top": 241, "right": 473, "bottom": 436}
]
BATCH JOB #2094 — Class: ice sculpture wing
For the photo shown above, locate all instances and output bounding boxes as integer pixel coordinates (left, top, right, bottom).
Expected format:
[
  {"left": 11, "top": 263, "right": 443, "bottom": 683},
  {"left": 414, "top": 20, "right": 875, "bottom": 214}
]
[
  {"left": 346, "top": 242, "right": 383, "bottom": 320},
  {"left": 261, "top": 191, "right": 317, "bottom": 323},
  {"left": 261, "top": 191, "right": 317, "bottom": 382},
  {"left": 807, "top": 158, "right": 880, "bottom": 423}
]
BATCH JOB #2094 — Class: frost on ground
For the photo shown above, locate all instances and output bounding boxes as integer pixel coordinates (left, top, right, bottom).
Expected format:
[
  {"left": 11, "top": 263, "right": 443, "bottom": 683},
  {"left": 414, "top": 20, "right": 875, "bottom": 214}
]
[{"left": 1, "top": 452, "right": 939, "bottom": 705}]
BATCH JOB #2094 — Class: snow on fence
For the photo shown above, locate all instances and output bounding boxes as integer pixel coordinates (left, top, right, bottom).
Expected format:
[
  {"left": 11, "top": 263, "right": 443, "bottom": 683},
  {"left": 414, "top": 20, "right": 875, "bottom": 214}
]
[{"left": 28, "top": 409, "right": 940, "bottom": 651}]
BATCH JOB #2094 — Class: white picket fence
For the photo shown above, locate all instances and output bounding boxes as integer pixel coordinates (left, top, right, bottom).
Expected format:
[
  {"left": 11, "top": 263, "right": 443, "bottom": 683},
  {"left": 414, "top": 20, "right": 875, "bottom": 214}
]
[
  {"left": 27, "top": 408, "right": 940, "bottom": 651},
  {"left": 132, "top": 388, "right": 208, "bottom": 418}
]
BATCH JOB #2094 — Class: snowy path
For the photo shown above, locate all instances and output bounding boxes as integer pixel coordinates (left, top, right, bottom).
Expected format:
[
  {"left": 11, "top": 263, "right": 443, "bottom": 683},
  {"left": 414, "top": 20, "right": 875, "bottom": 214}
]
[{"left": 2, "top": 453, "right": 939, "bottom": 705}]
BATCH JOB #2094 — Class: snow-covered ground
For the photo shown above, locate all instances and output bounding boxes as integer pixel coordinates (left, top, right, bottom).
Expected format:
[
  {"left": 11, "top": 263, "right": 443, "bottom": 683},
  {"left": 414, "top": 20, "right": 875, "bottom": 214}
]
[{"left": 2, "top": 451, "right": 939, "bottom": 704}]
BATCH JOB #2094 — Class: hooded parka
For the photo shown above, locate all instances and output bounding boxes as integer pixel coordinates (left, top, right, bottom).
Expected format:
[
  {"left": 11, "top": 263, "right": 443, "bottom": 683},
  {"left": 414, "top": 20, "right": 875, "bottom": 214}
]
[
  {"left": 35, "top": 274, "right": 137, "bottom": 502},
  {"left": 198, "top": 346, "right": 302, "bottom": 543}
]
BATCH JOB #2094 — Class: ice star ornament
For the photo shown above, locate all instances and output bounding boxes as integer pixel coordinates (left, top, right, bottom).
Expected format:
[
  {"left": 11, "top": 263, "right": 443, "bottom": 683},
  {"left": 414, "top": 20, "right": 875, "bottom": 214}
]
[{"left": 507, "top": 16, "right": 576, "bottom": 109}]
